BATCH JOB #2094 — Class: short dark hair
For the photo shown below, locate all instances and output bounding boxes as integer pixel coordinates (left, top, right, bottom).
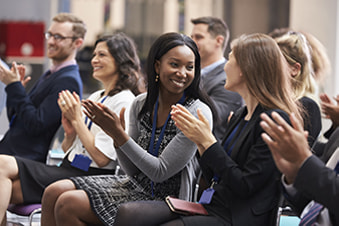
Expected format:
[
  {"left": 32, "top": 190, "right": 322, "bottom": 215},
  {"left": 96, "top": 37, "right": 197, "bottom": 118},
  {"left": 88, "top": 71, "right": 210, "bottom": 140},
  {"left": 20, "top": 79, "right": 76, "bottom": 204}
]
[{"left": 191, "top": 16, "right": 229, "bottom": 52}]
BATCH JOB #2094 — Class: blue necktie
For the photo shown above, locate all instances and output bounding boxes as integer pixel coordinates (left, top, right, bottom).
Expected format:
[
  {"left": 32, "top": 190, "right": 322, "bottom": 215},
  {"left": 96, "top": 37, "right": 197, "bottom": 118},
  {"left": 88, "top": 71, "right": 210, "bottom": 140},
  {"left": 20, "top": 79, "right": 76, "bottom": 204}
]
[
  {"left": 299, "top": 202, "right": 324, "bottom": 226},
  {"left": 299, "top": 161, "right": 339, "bottom": 226}
]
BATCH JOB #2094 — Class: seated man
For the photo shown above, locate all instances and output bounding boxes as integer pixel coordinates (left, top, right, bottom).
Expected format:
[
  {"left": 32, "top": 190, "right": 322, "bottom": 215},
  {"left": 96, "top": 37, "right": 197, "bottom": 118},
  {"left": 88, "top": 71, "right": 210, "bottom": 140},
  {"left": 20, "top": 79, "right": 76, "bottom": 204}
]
[
  {"left": 0, "top": 13, "right": 85, "bottom": 162},
  {"left": 260, "top": 111, "right": 339, "bottom": 225}
]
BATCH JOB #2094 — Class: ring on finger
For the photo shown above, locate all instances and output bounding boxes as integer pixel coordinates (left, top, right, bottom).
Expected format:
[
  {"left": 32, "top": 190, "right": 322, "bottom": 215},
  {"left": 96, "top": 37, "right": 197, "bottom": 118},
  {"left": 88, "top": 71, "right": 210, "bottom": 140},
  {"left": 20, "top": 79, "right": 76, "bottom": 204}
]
[{"left": 61, "top": 100, "right": 66, "bottom": 106}]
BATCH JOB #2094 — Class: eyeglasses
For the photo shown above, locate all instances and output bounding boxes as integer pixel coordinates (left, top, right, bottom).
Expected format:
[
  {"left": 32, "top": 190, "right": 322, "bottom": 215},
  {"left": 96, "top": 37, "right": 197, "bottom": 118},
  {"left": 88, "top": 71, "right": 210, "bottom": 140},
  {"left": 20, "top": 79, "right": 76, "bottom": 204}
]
[{"left": 44, "top": 32, "right": 77, "bottom": 41}]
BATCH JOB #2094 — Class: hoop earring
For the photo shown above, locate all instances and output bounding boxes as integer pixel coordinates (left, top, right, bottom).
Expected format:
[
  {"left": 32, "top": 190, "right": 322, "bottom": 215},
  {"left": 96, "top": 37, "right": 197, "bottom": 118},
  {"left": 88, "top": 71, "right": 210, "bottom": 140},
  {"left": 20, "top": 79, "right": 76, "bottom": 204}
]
[{"left": 155, "top": 74, "right": 159, "bottom": 82}]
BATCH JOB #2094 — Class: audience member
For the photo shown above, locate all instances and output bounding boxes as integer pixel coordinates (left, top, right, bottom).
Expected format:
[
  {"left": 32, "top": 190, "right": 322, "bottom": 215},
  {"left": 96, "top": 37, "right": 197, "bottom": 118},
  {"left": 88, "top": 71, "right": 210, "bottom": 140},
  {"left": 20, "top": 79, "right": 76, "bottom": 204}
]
[
  {"left": 113, "top": 33, "right": 303, "bottom": 226},
  {"left": 0, "top": 33, "right": 141, "bottom": 225},
  {"left": 0, "top": 13, "right": 85, "bottom": 162},
  {"left": 40, "top": 32, "right": 213, "bottom": 226},
  {"left": 301, "top": 31, "right": 331, "bottom": 87},
  {"left": 190, "top": 16, "right": 243, "bottom": 142},
  {"left": 260, "top": 111, "right": 339, "bottom": 225},
  {"left": 269, "top": 28, "right": 332, "bottom": 94},
  {"left": 274, "top": 31, "right": 321, "bottom": 147},
  {"left": 0, "top": 59, "right": 9, "bottom": 114},
  {"left": 320, "top": 93, "right": 339, "bottom": 136}
]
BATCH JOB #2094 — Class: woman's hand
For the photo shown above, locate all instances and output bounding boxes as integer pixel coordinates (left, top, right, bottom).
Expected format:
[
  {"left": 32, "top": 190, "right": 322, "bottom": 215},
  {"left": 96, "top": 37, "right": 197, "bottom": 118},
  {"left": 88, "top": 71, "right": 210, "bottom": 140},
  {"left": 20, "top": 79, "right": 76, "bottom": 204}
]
[
  {"left": 61, "top": 113, "right": 76, "bottom": 138},
  {"left": 171, "top": 104, "right": 216, "bottom": 156},
  {"left": 320, "top": 93, "right": 339, "bottom": 127},
  {"left": 58, "top": 90, "right": 83, "bottom": 124},
  {"left": 260, "top": 112, "right": 311, "bottom": 184},
  {"left": 82, "top": 99, "right": 129, "bottom": 146}
]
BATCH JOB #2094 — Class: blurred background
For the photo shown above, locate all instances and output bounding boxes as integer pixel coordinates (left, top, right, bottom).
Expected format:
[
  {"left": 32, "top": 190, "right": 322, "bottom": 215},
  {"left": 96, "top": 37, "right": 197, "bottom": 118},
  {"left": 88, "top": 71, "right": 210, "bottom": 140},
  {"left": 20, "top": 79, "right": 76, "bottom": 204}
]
[{"left": 0, "top": 0, "right": 338, "bottom": 131}]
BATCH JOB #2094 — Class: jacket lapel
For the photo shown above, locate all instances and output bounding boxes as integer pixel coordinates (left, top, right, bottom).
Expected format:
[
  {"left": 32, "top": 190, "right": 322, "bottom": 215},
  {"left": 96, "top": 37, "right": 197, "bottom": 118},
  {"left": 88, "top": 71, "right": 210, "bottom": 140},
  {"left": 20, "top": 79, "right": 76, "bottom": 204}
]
[{"left": 228, "top": 104, "right": 264, "bottom": 159}]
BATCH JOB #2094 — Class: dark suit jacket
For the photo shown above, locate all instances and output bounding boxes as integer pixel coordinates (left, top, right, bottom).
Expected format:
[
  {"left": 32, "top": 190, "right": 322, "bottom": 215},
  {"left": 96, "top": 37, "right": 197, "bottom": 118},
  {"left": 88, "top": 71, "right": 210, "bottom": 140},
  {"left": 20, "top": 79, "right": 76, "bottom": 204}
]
[
  {"left": 300, "top": 96, "right": 321, "bottom": 148},
  {"left": 201, "top": 62, "right": 243, "bottom": 142},
  {"left": 199, "top": 104, "right": 287, "bottom": 225},
  {"left": 0, "top": 65, "right": 82, "bottom": 162},
  {"left": 286, "top": 128, "right": 339, "bottom": 225}
]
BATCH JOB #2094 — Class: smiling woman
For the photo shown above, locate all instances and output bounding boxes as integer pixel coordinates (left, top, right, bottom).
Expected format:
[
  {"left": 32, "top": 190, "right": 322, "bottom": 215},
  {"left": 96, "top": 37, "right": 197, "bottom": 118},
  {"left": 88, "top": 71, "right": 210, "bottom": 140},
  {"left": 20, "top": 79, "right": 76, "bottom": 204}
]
[
  {"left": 40, "top": 32, "right": 215, "bottom": 226},
  {"left": 0, "top": 31, "right": 141, "bottom": 225}
]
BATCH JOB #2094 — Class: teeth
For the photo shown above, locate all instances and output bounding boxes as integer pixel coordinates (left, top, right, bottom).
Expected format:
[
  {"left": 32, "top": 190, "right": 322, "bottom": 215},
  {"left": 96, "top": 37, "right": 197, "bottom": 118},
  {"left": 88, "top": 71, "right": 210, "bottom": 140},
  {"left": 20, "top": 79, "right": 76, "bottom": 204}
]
[{"left": 172, "top": 80, "right": 184, "bottom": 87}]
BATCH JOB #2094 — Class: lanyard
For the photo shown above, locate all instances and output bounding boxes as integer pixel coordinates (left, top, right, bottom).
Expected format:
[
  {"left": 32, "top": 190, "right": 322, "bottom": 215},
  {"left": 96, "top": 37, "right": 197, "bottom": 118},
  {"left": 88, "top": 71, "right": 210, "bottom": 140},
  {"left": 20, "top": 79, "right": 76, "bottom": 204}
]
[
  {"left": 84, "top": 95, "right": 108, "bottom": 130},
  {"left": 148, "top": 93, "right": 186, "bottom": 157},
  {"left": 148, "top": 92, "right": 186, "bottom": 196}
]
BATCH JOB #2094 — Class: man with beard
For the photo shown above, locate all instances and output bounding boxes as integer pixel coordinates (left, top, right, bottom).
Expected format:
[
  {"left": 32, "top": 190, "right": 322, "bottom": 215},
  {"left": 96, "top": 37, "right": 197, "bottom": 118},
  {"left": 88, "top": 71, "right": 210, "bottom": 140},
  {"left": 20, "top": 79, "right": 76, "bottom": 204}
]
[{"left": 0, "top": 13, "right": 85, "bottom": 162}]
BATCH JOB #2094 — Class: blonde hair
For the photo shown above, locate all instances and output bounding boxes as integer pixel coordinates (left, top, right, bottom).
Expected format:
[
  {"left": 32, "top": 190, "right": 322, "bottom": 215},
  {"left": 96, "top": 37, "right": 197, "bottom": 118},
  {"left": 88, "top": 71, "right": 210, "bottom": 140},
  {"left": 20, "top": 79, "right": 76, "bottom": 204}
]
[
  {"left": 52, "top": 13, "right": 87, "bottom": 39},
  {"left": 301, "top": 31, "right": 331, "bottom": 85},
  {"left": 275, "top": 32, "right": 318, "bottom": 101},
  {"left": 231, "top": 33, "right": 303, "bottom": 122}
]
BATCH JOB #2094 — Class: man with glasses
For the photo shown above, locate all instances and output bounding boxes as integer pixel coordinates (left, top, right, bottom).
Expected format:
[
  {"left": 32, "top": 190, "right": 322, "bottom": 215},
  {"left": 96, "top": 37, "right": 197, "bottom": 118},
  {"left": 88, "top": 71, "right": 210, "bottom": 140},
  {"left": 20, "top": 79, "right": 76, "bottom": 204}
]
[{"left": 0, "top": 13, "right": 85, "bottom": 162}]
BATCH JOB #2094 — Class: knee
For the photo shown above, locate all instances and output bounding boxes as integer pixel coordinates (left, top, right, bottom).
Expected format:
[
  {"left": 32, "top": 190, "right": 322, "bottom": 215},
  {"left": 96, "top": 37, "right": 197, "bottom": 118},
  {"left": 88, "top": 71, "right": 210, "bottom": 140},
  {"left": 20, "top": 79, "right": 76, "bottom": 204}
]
[
  {"left": 117, "top": 202, "right": 137, "bottom": 216},
  {"left": 0, "top": 155, "right": 16, "bottom": 177},
  {"left": 54, "top": 191, "right": 79, "bottom": 219},
  {"left": 116, "top": 202, "right": 143, "bottom": 221},
  {"left": 42, "top": 179, "right": 74, "bottom": 206}
]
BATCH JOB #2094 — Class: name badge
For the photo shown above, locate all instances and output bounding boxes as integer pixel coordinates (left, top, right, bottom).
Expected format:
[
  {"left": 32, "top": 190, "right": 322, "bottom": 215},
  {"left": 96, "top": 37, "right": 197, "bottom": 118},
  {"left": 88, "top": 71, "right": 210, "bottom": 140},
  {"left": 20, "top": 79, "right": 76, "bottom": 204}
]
[
  {"left": 71, "top": 154, "right": 92, "bottom": 171},
  {"left": 199, "top": 188, "right": 215, "bottom": 204}
]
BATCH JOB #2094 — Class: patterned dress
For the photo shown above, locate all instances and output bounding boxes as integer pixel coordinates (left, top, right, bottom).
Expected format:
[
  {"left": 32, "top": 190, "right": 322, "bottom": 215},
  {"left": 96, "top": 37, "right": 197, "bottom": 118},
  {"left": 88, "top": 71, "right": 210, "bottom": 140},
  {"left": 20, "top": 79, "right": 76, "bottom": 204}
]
[{"left": 70, "top": 98, "right": 196, "bottom": 225}]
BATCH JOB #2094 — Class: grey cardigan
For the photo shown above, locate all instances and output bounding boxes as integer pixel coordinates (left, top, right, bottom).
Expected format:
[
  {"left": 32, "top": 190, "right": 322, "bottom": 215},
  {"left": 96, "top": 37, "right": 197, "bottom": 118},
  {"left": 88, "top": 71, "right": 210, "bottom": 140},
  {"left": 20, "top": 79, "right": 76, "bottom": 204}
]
[{"left": 116, "top": 93, "right": 213, "bottom": 201}]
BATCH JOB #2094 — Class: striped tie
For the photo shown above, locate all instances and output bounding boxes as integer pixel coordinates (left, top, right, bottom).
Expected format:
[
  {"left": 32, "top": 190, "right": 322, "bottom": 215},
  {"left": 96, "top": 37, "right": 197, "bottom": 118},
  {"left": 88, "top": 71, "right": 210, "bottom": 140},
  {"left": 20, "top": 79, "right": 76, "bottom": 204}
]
[
  {"left": 299, "top": 202, "right": 324, "bottom": 226},
  {"left": 299, "top": 160, "right": 339, "bottom": 225}
]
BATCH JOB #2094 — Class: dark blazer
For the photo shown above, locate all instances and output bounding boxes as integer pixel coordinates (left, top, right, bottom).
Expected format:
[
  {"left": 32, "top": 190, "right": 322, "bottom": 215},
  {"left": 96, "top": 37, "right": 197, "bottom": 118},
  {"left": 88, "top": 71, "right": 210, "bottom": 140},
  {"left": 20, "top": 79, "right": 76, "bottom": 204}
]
[
  {"left": 286, "top": 128, "right": 339, "bottom": 225},
  {"left": 199, "top": 104, "right": 288, "bottom": 225},
  {"left": 0, "top": 65, "right": 82, "bottom": 162},
  {"left": 300, "top": 96, "right": 321, "bottom": 147},
  {"left": 201, "top": 62, "right": 243, "bottom": 142}
]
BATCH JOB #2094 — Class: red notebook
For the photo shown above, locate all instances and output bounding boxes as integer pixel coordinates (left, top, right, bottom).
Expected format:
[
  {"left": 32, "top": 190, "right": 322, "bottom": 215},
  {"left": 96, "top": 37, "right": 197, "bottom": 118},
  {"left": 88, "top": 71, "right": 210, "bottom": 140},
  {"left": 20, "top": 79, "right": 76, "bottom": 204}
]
[{"left": 165, "top": 196, "right": 209, "bottom": 216}]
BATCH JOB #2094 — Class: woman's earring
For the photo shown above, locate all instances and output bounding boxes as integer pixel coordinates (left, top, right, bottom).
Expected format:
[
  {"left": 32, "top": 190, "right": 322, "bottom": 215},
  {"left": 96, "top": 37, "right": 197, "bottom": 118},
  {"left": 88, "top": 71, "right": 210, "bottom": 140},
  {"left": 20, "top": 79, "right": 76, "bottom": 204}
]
[{"left": 155, "top": 74, "right": 159, "bottom": 82}]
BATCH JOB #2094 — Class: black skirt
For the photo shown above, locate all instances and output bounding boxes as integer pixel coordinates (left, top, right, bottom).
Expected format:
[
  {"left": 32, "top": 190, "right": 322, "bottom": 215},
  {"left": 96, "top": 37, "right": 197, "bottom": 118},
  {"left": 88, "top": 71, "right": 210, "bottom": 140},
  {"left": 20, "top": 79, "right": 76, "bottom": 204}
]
[{"left": 16, "top": 155, "right": 115, "bottom": 203}]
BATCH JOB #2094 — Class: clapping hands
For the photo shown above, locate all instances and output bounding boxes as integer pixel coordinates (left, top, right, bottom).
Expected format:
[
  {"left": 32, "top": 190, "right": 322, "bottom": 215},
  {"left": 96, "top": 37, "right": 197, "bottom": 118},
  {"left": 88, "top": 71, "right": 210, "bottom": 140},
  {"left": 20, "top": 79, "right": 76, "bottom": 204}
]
[
  {"left": 82, "top": 99, "right": 128, "bottom": 147},
  {"left": 320, "top": 93, "right": 339, "bottom": 127}
]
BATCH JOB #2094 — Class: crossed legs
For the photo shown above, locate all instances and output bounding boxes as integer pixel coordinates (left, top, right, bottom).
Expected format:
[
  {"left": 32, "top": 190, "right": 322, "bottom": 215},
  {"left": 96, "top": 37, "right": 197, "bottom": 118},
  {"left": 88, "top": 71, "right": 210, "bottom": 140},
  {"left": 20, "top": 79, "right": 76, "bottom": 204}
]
[{"left": 41, "top": 179, "right": 102, "bottom": 226}]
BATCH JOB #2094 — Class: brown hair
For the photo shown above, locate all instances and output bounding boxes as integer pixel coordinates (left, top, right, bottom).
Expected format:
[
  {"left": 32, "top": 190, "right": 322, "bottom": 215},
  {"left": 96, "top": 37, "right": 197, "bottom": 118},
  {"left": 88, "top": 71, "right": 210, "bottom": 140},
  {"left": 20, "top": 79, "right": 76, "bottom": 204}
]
[
  {"left": 52, "top": 13, "right": 87, "bottom": 39},
  {"left": 231, "top": 33, "right": 303, "bottom": 121}
]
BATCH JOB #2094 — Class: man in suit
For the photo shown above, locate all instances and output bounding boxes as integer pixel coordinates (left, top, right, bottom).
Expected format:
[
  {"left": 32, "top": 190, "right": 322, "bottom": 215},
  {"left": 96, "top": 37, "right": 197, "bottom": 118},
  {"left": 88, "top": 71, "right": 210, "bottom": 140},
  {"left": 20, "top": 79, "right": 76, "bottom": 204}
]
[
  {"left": 260, "top": 111, "right": 339, "bottom": 225},
  {"left": 190, "top": 16, "right": 243, "bottom": 142},
  {"left": 0, "top": 13, "right": 85, "bottom": 163}
]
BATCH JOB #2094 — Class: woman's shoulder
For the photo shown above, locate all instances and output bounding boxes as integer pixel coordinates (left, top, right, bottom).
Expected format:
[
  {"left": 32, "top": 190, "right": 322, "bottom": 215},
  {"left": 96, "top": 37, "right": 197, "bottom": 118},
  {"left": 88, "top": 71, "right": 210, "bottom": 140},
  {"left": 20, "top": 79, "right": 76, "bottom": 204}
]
[
  {"left": 262, "top": 108, "right": 290, "bottom": 123},
  {"left": 111, "top": 89, "right": 135, "bottom": 100},
  {"left": 186, "top": 98, "right": 210, "bottom": 113},
  {"left": 133, "top": 92, "right": 147, "bottom": 105},
  {"left": 300, "top": 96, "right": 320, "bottom": 111},
  {"left": 87, "top": 89, "right": 105, "bottom": 100}
]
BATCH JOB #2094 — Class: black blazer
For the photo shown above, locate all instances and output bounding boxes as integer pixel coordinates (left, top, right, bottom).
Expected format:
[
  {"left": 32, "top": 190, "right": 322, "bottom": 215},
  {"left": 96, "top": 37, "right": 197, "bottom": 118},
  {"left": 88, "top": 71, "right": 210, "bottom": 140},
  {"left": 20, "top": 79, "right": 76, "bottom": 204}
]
[
  {"left": 199, "top": 104, "right": 289, "bottom": 225},
  {"left": 0, "top": 65, "right": 82, "bottom": 162}
]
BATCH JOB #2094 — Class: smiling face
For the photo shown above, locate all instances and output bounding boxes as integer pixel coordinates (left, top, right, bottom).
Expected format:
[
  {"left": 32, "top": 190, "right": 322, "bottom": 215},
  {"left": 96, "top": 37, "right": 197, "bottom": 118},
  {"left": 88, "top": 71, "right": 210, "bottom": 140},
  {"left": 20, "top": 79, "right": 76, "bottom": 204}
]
[
  {"left": 46, "top": 21, "right": 79, "bottom": 64},
  {"left": 91, "top": 41, "right": 117, "bottom": 84},
  {"left": 155, "top": 45, "right": 195, "bottom": 97}
]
